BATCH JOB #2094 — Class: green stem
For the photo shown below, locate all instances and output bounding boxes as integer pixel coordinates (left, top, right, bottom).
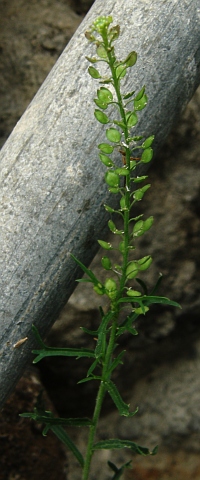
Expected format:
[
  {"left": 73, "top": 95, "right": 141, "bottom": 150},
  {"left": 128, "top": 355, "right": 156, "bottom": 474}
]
[
  {"left": 82, "top": 317, "right": 118, "bottom": 480},
  {"left": 106, "top": 50, "right": 131, "bottom": 297},
  {"left": 82, "top": 33, "right": 132, "bottom": 480}
]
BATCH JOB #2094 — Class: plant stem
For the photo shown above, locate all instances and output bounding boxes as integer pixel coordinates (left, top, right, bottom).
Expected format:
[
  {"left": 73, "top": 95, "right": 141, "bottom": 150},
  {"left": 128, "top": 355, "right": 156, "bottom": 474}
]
[
  {"left": 82, "top": 317, "right": 118, "bottom": 480},
  {"left": 82, "top": 33, "right": 132, "bottom": 480}
]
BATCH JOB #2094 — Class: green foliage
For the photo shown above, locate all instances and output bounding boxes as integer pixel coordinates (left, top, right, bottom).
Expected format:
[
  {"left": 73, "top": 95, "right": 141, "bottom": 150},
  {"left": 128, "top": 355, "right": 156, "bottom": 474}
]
[{"left": 22, "top": 16, "right": 181, "bottom": 480}]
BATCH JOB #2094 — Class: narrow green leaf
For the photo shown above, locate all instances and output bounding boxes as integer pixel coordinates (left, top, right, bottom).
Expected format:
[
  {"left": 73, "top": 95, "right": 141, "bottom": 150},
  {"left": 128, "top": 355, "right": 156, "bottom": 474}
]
[
  {"left": 21, "top": 413, "right": 92, "bottom": 427},
  {"left": 78, "top": 376, "right": 101, "bottom": 384},
  {"left": 107, "top": 351, "right": 125, "bottom": 376},
  {"left": 51, "top": 425, "right": 84, "bottom": 467},
  {"left": 86, "top": 358, "right": 99, "bottom": 377},
  {"left": 95, "top": 311, "right": 113, "bottom": 359},
  {"left": 117, "top": 295, "right": 181, "bottom": 310},
  {"left": 93, "top": 438, "right": 155, "bottom": 456},
  {"left": 81, "top": 326, "right": 98, "bottom": 336},
  {"left": 32, "top": 347, "right": 95, "bottom": 363},
  {"left": 108, "top": 460, "right": 132, "bottom": 480},
  {"left": 32, "top": 325, "right": 46, "bottom": 348},
  {"left": 71, "top": 254, "right": 99, "bottom": 284},
  {"left": 105, "top": 380, "right": 137, "bottom": 417}
]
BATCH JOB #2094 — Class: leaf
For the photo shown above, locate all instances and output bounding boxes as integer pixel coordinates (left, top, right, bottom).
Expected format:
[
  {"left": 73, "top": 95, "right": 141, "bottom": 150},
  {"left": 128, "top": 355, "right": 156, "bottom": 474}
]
[
  {"left": 126, "top": 111, "right": 138, "bottom": 127},
  {"left": 133, "top": 216, "right": 153, "bottom": 237},
  {"left": 99, "top": 153, "right": 114, "bottom": 167},
  {"left": 117, "top": 295, "right": 181, "bottom": 310},
  {"left": 137, "top": 255, "right": 152, "bottom": 271},
  {"left": 134, "top": 94, "right": 148, "bottom": 111},
  {"left": 98, "top": 143, "right": 114, "bottom": 154},
  {"left": 98, "top": 239, "right": 113, "bottom": 250},
  {"left": 133, "top": 184, "right": 151, "bottom": 201},
  {"left": 133, "top": 176, "right": 148, "bottom": 183},
  {"left": 115, "top": 168, "right": 129, "bottom": 176},
  {"left": 94, "top": 109, "right": 109, "bottom": 124},
  {"left": 32, "top": 346, "right": 95, "bottom": 363},
  {"left": 141, "top": 147, "right": 153, "bottom": 163},
  {"left": 20, "top": 413, "right": 92, "bottom": 427},
  {"left": 115, "top": 64, "right": 127, "bottom": 79},
  {"left": 94, "top": 98, "right": 108, "bottom": 110},
  {"left": 126, "top": 262, "right": 138, "bottom": 280},
  {"left": 106, "top": 127, "right": 121, "bottom": 143},
  {"left": 101, "top": 256, "right": 112, "bottom": 270},
  {"left": 105, "top": 171, "right": 120, "bottom": 188},
  {"left": 108, "top": 460, "right": 132, "bottom": 480},
  {"left": 142, "top": 135, "right": 155, "bottom": 148},
  {"left": 32, "top": 325, "right": 46, "bottom": 348},
  {"left": 105, "top": 380, "right": 138, "bottom": 417},
  {"left": 97, "top": 87, "right": 113, "bottom": 103},
  {"left": 85, "top": 56, "right": 98, "bottom": 63},
  {"left": 142, "top": 296, "right": 181, "bottom": 308},
  {"left": 124, "top": 51, "right": 137, "bottom": 67},
  {"left": 51, "top": 425, "right": 84, "bottom": 467},
  {"left": 95, "top": 311, "right": 114, "bottom": 359},
  {"left": 135, "top": 86, "right": 146, "bottom": 101},
  {"left": 107, "top": 350, "right": 125, "bottom": 376},
  {"left": 78, "top": 375, "right": 101, "bottom": 384},
  {"left": 109, "top": 24, "right": 120, "bottom": 41},
  {"left": 88, "top": 66, "right": 101, "bottom": 79},
  {"left": 86, "top": 358, "right": 99, "bottom": 377},
  {"left": 126, "top": 289, "right": 142, "bottom": 297},
  {"left": 123, "top": 90, "right": 135, "bottom": 100},
  {"left": 104, "top": 204, "right": 116, "bottom": 213},
  {"left": 71, "top": 254, "right": 100, "bottom": 285},
  {"left": 96, "top": 45, "right": 108, "bottom": 59},
  {"left": 93, "top": 438, "right": 156, "bottom": 456},
  {"left": 81, "top": 326, "right": 98, "bottom": 335}
]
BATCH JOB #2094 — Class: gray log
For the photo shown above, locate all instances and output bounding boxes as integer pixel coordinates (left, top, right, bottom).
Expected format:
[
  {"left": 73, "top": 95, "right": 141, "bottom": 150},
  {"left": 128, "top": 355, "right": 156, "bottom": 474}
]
[{"left": 0, "top": 0, "right": 200, "bottom": 408}]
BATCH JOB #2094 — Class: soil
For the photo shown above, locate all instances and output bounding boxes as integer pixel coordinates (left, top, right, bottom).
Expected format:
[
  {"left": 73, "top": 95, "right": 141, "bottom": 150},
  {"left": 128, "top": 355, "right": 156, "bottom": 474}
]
[{"left": 1, "top": 1, "right": 200, "bottom": 479}]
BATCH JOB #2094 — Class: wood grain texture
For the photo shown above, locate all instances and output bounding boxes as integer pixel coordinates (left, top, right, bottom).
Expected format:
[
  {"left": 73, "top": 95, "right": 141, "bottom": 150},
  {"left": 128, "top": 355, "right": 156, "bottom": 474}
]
[{"left": 0, "top": 0, "right": 200, "bottom": 407}]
